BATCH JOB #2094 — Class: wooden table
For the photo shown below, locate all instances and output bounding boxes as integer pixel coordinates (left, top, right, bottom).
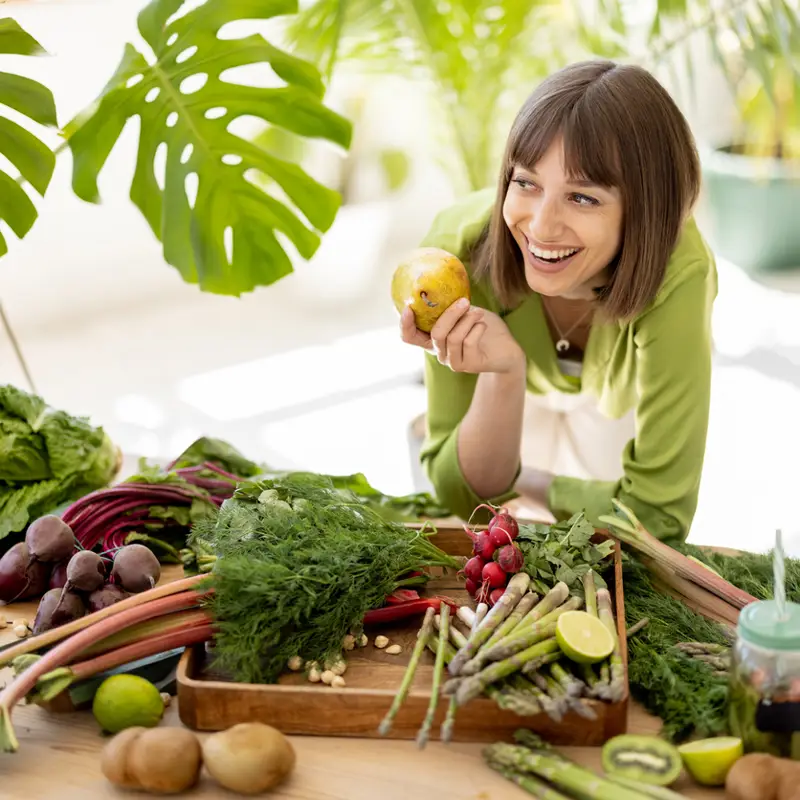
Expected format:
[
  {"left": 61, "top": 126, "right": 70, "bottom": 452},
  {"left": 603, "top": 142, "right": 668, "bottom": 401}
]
[{"left": 0, "top": 572, "right": 726, "bottom": 800}]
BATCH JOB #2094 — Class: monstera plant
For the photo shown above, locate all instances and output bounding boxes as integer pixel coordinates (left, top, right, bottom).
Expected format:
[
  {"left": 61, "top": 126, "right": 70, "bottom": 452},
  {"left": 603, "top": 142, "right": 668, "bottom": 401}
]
[
  {"left": 0, "top": 19, "right": 58, "bottom": 257},
  {"left": 0, "top": 0, "right": 352, "bottom": 295}
]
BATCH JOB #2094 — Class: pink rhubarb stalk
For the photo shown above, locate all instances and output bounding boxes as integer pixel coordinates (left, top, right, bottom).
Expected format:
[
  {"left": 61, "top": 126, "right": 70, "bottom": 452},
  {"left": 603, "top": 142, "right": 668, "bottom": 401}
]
[
  {"left": 0, "top": 589, "right": 208, "bottom": 752},
  {"left": 0, "top": 574, "right": 208, "bottom": 669},
  {"left": 34, "top": 623, "right": 215, "bottom": 704},
  {"left": 599, "top": 499, "right": 756, "bottom": 610}
]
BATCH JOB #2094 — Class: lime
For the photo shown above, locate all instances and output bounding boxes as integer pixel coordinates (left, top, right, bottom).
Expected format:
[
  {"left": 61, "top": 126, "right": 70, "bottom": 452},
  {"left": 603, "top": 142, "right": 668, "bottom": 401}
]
[
  {"left": 678, "top": 736, "right": 743, "bottom": 786},
  {"left": 92, "top": 674, "right": 165, "bottom": 734},
  {"left": 555, "top": 610, "right": 614, "bottom": 664}
]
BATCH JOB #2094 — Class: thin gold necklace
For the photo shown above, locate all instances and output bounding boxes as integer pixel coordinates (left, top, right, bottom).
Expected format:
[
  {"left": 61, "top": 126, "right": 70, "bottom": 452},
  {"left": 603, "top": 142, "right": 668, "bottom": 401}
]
[{"left": 541, "top": 298, "right": 594, "bottom": 354}]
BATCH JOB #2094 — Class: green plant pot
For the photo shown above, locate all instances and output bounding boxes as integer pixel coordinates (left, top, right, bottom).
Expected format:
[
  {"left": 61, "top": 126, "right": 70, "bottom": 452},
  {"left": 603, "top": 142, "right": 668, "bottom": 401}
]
[{"left": 699, "top": 145, "right": 800, "bottom": 274}]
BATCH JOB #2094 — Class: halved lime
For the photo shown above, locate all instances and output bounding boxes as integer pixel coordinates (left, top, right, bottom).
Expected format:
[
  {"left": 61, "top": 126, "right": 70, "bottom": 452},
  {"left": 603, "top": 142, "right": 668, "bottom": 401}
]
[
  {"left": 555, "top": 610, "right": 614, "bottom": 664},
  {"left": 677, "top": 736, "right": 743, "bottom": 786}
]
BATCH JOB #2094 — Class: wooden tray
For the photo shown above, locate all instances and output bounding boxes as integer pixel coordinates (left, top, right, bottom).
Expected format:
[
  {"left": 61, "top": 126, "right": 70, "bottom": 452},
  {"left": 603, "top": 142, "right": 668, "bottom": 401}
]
[{"left": 176, "top": 526, "right": 629, "bottom": 745}]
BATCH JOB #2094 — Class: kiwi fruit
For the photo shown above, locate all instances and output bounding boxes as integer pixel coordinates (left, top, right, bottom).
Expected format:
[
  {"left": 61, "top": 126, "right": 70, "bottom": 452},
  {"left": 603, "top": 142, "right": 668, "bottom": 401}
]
[{"left": 602, "top": 734, "right": 683, "bottom": 786}]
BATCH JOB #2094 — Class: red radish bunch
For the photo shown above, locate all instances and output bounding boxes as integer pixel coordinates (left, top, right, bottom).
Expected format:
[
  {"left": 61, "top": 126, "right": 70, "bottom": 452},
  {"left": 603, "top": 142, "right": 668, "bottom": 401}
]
[{"left": 462, "top": 505, "right": 526, "bottom": 606}]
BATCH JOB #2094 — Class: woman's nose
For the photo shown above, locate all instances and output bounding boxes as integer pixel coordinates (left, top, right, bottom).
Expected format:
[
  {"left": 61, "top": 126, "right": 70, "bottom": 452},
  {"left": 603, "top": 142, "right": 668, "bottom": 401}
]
[{"left": 529, "top": 197, "right": 565, "bottom": 241}]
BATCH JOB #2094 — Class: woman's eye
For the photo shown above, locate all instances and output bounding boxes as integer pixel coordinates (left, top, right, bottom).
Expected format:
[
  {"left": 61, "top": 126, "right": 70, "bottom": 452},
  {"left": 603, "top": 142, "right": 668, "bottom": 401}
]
[
  {"left": 571, "top": 193, "right": 599, "bottom": 207},
  {"left": 512, "top": 177, "right": 536, "bottom": 190}
]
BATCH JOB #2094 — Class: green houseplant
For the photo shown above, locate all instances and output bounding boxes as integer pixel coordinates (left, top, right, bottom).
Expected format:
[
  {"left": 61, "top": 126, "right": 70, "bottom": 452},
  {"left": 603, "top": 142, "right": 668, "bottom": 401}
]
[
  {"left": 291, "top": 0, "right": 799, "bottom": 274},
  {"left": 618, "top": 0, "right": 800, "bottom": 274},
  {"left": 0, "top": 0, "right": 352, "bottom": 296}
]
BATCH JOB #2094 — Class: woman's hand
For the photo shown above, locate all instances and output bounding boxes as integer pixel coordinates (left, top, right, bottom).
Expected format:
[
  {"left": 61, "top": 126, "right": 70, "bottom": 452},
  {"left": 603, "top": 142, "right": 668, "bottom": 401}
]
[{"left": 400, "top": 297, "right": 525, "bottom": 375}]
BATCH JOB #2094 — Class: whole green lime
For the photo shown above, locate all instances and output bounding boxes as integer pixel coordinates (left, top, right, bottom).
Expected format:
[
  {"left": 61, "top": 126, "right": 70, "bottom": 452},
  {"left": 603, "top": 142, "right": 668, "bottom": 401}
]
[{"left": 92, "top": 674, "right": 165, "bottom": 734}]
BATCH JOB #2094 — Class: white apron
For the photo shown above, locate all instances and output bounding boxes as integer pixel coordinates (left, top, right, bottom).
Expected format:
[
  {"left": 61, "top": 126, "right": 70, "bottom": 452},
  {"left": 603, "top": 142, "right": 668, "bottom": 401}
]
[{"left": 520, "top": 388, "right": 636, "bottom": 483}]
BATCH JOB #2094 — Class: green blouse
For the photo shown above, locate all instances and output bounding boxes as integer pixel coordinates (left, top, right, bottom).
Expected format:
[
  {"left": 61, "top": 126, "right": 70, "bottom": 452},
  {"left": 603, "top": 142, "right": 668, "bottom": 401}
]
[{"left": 417, "top": 188, "right": 717, "bottom": 541}]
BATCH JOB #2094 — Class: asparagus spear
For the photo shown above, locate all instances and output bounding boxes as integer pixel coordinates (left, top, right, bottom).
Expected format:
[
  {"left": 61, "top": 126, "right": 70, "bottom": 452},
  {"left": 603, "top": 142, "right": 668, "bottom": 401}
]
[
  {"left": 626, "top": 617, "right": 649, "bottom": 638},
  {"left": 581, "top": 571, "right": 607, "bottom": 697},
  {"left": 449, "top": 572, "right": 531, "bottom": 676},
  {"left": 472, "top": 602, "right": 489, "bottom": 633},
  {"left": 509, "top": 581, "right": 570, "bottom": 635},
  {"left": 583, "top": 570, "right": 598, "bottom": 616},
  {"left": 607, "top": 774, "right": 688, "bottom": 799},
  {"left": 485, "top": 743, "right": 647, "bottom": 800},
  {"left": 378, "top": 607, "right": 435, "bottom": 736},
  {"left": 597, "top": 588, "right": 625, "bottom": 702},
  {"left": 455, "top": 637, "right": 560, "bottom": 705},
  {"left": 480, "top": 596, "right": 583, "bottom": 663},
  {"left": 483, "top": 591, "right": 539, "bottom": 650},
  {"left": 485, "top": 760, "right": 573, "bottom": 800},
  {"left": 550, "top": 662, "right": 583, "bottom": 698},
  {"left": 417, "top": 603, "right": 449, "bottom": 749}
]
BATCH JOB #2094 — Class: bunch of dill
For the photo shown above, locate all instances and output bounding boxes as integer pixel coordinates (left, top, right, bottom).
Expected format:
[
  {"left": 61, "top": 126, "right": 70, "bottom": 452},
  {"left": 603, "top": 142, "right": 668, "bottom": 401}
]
[
  {"left": 190, "top": 474, "right": 459, "bottom": 685},
  {"left": 622, "top": 557, "right": 732, "bottom": 742}
]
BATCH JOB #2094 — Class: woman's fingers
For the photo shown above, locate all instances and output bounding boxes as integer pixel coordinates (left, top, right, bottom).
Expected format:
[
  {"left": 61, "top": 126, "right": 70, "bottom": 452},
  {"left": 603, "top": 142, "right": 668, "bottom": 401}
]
[
  {"left": 400, "top": 307, "right": 433, "bottom": 350},
  {"left": 446, "top": 308, "right": 485, "bottom": 370},
  {"left": 430, "top": 298, "right": 471, "bottom": 355}
]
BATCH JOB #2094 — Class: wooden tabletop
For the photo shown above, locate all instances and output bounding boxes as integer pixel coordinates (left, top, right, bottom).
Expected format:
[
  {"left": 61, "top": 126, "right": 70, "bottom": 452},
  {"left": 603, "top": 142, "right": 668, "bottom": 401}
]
[{"left": 0, "top": 571, "right": 726, "bottom": 800}]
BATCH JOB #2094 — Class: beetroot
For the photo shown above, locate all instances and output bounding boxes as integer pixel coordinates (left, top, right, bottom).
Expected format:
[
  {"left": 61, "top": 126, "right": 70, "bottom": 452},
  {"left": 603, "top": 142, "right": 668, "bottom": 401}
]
[
  {"left": 489, "top": 588, "right": 505, "bottom": 606},
  {"left": 111, "top": 544, "right": 161, "bottom": 593},
  {"left": 87, "top": 583, "right": 129, "bottom": 613},
  {"left": 463, "top": 556, "right": 485, "bottom": 584},
  {"left": 496, "top": 544, "right": 524, "bottom": 574},
  {"left": 0, "top": 543, "right": 49, "bottom": 602},
  {"left": 49, "top": 560, "right": 69, "bottom": 590},
  {"left": 33, "top": 587, "right": 85, "bottom": 634},
  {"left": 64, "top": 550, "right": 106, "bottom": 593},
  {"left": 465, "top": 578, "right": 478, "bottom": 597},
  {"left": 482, "top": 561, "right": 507, "bottom": 589},
  {"left": 488, "top": 512, "right": 519, "bottom": 548},
  {"left": 25, "top": 515, "right": 76, "bottom": 568}
]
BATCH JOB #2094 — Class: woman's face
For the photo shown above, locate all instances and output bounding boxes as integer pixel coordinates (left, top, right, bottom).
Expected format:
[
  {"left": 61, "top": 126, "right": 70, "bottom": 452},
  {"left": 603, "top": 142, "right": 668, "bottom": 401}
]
[{"left": 502, "top": 139, "right": 624, "bottom": 300}]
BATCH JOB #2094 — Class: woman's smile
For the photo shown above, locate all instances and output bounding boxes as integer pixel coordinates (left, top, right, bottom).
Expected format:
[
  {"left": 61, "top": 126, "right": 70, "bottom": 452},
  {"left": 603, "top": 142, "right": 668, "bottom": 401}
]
[{"left": 523, "top": 234, "right": 584, "bottom": 274}]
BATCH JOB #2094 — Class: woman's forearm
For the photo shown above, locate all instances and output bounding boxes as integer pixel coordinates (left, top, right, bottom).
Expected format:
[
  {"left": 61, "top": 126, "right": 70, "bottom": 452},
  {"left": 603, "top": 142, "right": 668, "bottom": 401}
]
[{"left": 456, "top": 362, "right": 527, "bottom": 499}]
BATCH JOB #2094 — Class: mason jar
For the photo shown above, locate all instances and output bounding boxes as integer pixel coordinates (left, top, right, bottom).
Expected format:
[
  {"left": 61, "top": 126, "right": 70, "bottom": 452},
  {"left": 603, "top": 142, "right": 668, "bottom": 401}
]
[{"left": 729, "top": 599, "right": 800, "bottom": 759}]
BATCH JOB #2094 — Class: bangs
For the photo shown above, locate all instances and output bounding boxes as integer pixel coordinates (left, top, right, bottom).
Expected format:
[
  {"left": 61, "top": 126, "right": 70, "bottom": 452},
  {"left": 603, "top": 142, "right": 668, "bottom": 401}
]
[{"left": 507, "top": 94, "right": 623, "bottom": 190}]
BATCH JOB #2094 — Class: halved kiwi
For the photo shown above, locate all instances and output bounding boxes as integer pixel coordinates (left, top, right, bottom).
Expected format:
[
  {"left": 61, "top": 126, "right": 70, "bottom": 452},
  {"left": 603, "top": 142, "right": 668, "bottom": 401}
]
[{"left": 601, "top": 734, "right": 683, "bottom": 786}]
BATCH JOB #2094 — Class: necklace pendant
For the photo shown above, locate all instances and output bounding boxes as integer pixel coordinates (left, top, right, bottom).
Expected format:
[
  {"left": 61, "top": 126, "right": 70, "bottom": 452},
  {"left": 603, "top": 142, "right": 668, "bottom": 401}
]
[{"left": 556, "top": 338, "right": 570, "bottom": 354}]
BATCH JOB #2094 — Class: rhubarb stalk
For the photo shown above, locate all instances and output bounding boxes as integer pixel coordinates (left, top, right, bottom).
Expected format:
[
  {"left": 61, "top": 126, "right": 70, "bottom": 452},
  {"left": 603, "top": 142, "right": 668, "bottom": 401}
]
[
  {"left": 599, "top": 499, "right": 756, "bottom": 609},
  {"left": 0, "top": 574, "right": 208, "bottom": 668},
  {"left": 33, "top": 622, "right": 214, "bottom": 703},
  {"left": 0, "top": 590, "right": 206, "bottom": 752}
]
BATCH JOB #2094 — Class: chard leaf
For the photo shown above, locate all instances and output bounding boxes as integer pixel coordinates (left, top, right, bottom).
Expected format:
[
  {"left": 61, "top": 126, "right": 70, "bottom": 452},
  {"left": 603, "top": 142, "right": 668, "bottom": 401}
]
[
  {"left": 65, "top": 0, "right": 352, "bottom": 296},
  {"left": 0, "top": 19, "right": 57, "bottom": 256}
]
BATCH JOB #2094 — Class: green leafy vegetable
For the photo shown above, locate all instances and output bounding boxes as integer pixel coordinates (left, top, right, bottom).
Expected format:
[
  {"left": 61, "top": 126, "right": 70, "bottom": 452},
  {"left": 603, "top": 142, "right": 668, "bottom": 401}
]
[
  {"left": 0, "top": 385, "right": 119, "bottom": 539},
  {"left": 516, "top": 512, "right": 614, "bottom": 597},
  {"left": 192, "top": 474, "right": 460, "bottom": 684},
  {"left": 168, "top": 436, "right": 263, "bottom": 477},
  {"left": 0, "top": 19, "right": 58, "bottom": 257},
  {"left": 65, "top": 0, "right": 352, "bottom": 296}
]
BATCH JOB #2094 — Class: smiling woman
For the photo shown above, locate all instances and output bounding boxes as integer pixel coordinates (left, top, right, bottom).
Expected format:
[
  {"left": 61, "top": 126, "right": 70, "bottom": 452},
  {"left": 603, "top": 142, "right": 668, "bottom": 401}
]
[{"left": 399, "top": 60, "right": 717, "bottom": 543}]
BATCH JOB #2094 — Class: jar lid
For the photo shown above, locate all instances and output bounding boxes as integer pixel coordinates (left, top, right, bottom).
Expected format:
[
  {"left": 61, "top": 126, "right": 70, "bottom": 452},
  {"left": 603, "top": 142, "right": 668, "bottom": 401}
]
[{"left": 738, "top": 600, "right": 800, "bottom": 650}]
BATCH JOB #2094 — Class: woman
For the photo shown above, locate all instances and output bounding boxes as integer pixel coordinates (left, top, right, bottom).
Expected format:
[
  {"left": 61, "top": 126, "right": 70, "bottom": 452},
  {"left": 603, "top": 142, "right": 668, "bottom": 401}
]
[{"left": 401, "top": 60, "right": 717, "bottom": 542}]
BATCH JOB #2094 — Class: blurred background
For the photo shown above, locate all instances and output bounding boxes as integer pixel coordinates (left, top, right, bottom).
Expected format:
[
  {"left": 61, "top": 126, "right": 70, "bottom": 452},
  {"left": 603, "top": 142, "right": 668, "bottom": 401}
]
[{"left": 0, "top": 0, "right": 799, "bottom": 551}]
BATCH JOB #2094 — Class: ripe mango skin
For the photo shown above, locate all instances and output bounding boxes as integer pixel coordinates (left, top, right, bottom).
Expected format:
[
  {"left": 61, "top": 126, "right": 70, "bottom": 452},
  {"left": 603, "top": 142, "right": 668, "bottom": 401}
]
[{"left": 391, "top": 247, "right": 471, "bottom": 333}]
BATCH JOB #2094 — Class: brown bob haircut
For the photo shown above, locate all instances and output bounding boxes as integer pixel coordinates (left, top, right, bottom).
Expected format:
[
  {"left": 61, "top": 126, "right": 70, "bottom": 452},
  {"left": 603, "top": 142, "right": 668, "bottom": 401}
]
[{"left": 471, "top": 59, "right": 701, "bottom": 321}]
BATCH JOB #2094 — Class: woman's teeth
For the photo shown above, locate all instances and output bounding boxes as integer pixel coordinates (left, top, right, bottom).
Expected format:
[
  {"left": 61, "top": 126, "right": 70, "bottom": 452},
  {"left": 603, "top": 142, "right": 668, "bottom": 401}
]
[{"left": 529, "top": 245, "right": 580, "bottom": 262}]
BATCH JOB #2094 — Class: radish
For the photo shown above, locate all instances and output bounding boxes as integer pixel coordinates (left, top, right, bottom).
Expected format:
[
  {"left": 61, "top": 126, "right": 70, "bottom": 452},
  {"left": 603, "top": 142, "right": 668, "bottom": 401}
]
[
  {"left": 482, "top": 561, "right": 507, "bottom": 589},
  {"left": 488, "top": 512, "right": 519, "bottom": 547},
  {"left": 465, "top": 578, "right": 478, "bottom": 597},
  {"left": 475, "top": 580, "right": 491, "bottom": 605},
  {"left": 496, "top": 544, "right": 524, "bottom": 574},
  {"left": 489, "top": 588, "right": 505, "bottom": 606},
  {"left": 463, "top": 556, "right": 484, "bottom": 584}
]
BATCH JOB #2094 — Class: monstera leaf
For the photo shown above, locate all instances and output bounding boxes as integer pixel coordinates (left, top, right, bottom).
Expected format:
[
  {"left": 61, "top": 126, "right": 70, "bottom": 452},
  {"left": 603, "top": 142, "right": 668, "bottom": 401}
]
[
  {"left": 65, "top": 0, "right": 352, "bottom": 296},
  {"left": 0, "top": 19, "right": 58, "bottom": 257}
]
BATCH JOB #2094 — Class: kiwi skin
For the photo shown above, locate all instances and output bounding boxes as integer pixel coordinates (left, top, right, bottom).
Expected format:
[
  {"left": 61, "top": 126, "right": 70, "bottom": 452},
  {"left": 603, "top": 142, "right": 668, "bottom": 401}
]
[{"left": 601, "top": 734, "right": 683, "bottom": 787}]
